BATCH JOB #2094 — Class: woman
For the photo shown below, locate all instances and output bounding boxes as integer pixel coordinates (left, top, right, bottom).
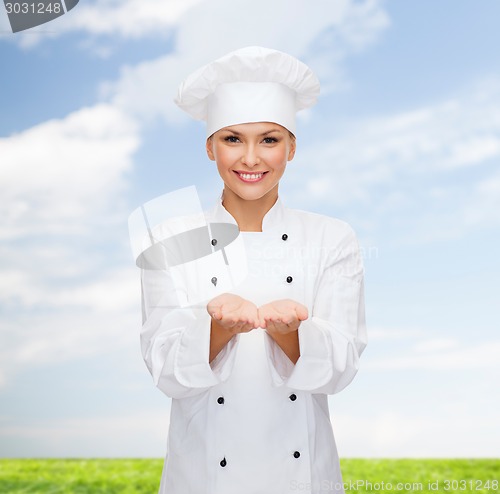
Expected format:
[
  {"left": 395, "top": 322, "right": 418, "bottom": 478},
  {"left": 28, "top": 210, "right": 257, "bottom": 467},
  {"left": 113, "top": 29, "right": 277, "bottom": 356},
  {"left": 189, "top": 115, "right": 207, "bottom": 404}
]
[{"left": 140, "top": 46, "right": 367, "bottom": 494}]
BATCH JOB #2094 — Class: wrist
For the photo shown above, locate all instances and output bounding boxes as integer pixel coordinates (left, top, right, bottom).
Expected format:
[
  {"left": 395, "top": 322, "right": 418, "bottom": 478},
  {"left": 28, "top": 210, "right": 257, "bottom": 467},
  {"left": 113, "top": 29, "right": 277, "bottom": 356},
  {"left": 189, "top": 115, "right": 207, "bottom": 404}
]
[
  {"left": 209, "top": 318, "right": 235, "bottom": 363},
  {"left": 266, "top": 328, "right": 300, "bottom": 364}
]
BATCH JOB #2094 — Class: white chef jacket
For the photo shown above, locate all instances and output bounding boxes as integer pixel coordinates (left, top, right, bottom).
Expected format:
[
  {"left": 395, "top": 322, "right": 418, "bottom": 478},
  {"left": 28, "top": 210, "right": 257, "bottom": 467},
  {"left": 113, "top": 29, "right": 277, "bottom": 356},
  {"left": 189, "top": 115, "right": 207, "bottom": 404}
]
[{"left": 140, "top": 193, "right": 367, "bottom": 494}]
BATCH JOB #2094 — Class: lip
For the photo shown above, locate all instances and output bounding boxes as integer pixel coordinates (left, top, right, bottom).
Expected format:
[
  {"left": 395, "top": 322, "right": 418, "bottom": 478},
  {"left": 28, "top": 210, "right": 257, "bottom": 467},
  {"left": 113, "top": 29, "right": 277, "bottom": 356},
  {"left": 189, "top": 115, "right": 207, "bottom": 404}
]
[{"left": 233, "top": 170, "right": 268, "bottom": 183}]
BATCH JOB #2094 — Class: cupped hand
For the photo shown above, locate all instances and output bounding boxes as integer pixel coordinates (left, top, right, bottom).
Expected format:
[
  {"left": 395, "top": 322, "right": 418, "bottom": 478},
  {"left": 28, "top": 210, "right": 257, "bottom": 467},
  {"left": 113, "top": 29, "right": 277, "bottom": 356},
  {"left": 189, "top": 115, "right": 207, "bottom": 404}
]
[
  {"left": 207, "top": 293, "right": 259, "bottom": 335},
  {"left": 258, "top": 299, "right": 308, "bottom": 335}
]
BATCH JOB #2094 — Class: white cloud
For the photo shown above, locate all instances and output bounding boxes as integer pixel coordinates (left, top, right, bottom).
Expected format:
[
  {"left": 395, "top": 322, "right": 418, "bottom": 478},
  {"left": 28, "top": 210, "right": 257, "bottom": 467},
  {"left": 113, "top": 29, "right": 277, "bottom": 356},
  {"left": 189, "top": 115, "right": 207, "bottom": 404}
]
[
  {"left": 285, "top": 77, "right": 500, "bottom": 243},
  {"left": 358, "top": 327, "right": 499, "bottom": 372},
  {"left": 0, "top": 103, "right": 139, "bottom": 239},
  {"left": 0, "top": 291, "right": 140, "bottom": 368},
  {"left": 298, "top": 85, "right": 500, "bottom": 203},
  {"left": 0, "top": 261, "right": 145, "bottom": 396},
  {"left": 446, "top": 135, "right": 500, "bottom": 167},
  {"left": 0, "top": 263, "right": 138, "bottom": 312},
  {"left": 7, "top": 0, "right": 204, "bottom": 49},
  {"left": 3, "top": 0, "right": 390, "bottom": 59},
  {"left": 367, "top": 327, "right": 426, "bottom": 340},
  {"left": 0, "top": 103, "right": 142, "bottom": 386},
  {"left": 0, "top": 411, "right": 170, "bottom": 457},
  {"left": 413, "top": 337, "right": 459, "bottom": 353},
  {"left": 463, "top": 170, "right": 500, "bottom": 228},
  {"left": 0, "top": 102, "right": 141, "bottom": 389},
  {"left": 66, "top": 0, "right": 203, "bottom": 37},
  {"left": 104, "top": 0, "right": 389, "bottom": 122},
  {"left": 365, "top": 340, "right": 500, "bottom": 371},
  {"left": 54, "top": 267, "right": 139, "bottom": 311},
  {"left": 334, "top": 410, "right": 500, "bottom": 457}
]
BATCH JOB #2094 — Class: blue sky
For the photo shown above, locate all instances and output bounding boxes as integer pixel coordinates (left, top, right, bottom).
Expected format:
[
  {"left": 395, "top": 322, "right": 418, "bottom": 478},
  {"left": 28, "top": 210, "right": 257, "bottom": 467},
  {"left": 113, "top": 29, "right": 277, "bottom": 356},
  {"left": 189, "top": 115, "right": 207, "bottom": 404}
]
[{"left": 1, "top": 0, "right": 499, "bottom": 458}]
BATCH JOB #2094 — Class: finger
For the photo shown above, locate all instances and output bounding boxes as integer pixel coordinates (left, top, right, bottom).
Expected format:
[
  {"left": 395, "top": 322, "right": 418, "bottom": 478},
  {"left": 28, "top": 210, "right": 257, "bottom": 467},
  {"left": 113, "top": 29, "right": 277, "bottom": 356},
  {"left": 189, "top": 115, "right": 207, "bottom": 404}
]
[
  {"left": 270, "top": 315, "right": 285, "bottom": 324},
  {"left": 240, "top": 319, "right": 252, "bottom": 331},
  {"left": 296, "top": 306, "right": 308, "bottom": 320},
  {"left": 240, "top": 319, "right": 255, "bottom": 333},
  {"left": 250, "top": 317, "right": 259, "bottom": 329},
  {"left": 242, "top": 322, "right": 255, "bottom": 333},
  {"left": 233, "top": 321, "right": 245, "bottom": 333},
  {"left": 211, "top": 309, "right": 222, "bottom": 320},
  {"left": 264, "top": 319, "right": 275, "bottom": 332},
  {"left": 229, "top": 317, "right": 241, "bottom": 329},
  {"left": 267, "top": 320, "right": 283, "bottom": 334}
]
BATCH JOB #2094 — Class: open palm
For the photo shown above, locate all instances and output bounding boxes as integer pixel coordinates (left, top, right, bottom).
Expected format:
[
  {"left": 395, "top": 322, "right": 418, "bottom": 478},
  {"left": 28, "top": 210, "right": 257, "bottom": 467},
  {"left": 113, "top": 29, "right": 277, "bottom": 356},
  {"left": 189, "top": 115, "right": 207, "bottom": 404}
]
[
  {"left": 207, "top": 294, "right": 308, "bottom": 335},
  {"left": 258, "top": 299, "right": 308, "bottom": 334}
]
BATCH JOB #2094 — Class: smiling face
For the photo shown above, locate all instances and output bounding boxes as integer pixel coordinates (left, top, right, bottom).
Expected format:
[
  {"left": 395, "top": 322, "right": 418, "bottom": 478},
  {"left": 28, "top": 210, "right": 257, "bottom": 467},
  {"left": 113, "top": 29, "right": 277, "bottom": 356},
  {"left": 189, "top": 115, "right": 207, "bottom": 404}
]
[{"left": 206, "top": 122, "right": 296, "bottom": 205}]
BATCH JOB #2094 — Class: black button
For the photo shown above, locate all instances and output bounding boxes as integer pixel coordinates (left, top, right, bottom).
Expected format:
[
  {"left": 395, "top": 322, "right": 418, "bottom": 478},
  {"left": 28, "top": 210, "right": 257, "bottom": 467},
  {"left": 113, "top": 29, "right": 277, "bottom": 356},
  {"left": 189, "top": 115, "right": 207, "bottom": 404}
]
[
  {"left": 282, "top": 233, "right": 288, "bottom": 241},
  {"left": 289, "top": 394, "right": 297, "bottom": 401},
  {"left": 217, "top": 396, "right": 225, "bottom": 405},
  {"left": 211, "top": 239, "right": 217, "bottom": 246},
  {"left": 286, "top": 276, "right": 293, "bottom": 283},
  {"left": 293, "top": 451, "right": 301, "bottom": 459},
  {"left": 220, "top": 457, "right": 227, "bottom": 467}
]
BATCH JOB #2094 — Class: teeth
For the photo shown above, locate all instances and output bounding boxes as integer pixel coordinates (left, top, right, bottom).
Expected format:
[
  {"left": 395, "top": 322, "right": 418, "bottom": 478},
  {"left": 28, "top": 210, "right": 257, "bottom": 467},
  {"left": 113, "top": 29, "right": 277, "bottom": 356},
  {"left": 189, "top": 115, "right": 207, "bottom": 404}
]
[{"left": 239, "top": 173, "right": 263, "bottom": 180}]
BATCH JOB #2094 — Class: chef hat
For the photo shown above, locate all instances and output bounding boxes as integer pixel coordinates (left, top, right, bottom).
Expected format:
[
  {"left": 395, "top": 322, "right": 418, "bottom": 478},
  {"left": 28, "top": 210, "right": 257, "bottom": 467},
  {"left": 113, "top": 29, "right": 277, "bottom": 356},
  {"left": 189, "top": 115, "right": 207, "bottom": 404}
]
[{"left": 174, "top": 46, "right": 320, "bottom": 136}]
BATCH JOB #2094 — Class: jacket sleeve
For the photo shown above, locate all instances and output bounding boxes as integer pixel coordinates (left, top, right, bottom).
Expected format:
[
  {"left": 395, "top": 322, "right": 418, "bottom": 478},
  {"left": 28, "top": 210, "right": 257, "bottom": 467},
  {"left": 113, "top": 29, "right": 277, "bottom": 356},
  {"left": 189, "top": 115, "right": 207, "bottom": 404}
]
[
  {"left": 264, "top": 224, "right": 367, "bottom": 394},
  {"left": 140, "top": 267, "right": 240, "bottom": 399}
]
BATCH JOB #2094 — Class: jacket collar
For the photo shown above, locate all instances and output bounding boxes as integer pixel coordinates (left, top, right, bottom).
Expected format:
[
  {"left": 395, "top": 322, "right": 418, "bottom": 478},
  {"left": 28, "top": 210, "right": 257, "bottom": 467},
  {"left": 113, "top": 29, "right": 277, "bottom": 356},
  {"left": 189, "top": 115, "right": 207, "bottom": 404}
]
[{"left": 208, "top": 191, "right": 285, "bottom": 231}]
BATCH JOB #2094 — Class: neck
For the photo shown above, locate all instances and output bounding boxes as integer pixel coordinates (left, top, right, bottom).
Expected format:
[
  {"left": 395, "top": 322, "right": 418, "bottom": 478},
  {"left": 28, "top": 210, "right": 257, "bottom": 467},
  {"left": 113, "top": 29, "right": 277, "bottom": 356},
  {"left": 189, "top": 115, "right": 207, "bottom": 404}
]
[{"left": 222, "top": 186, "right": 279, "bottom": 232}]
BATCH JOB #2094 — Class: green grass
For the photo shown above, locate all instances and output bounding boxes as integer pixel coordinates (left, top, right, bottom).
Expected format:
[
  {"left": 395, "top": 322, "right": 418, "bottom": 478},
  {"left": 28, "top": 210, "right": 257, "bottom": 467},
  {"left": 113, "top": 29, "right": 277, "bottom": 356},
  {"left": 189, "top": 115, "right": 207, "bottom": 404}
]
[
  {"left": 0, "top": 459, "right": 498, "bottom": 493},
  {"left": 341, "top": 459, "right": 499, "bottom": 493},
  {"left": 0, "top": 459, "right": 163, "bottom": 494}
]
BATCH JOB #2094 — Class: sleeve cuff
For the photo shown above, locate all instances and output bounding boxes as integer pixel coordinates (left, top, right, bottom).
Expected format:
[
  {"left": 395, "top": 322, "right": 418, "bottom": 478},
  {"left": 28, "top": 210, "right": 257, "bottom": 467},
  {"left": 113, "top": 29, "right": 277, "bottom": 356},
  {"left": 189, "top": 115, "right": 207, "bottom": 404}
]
[
  {"left": 209, "top": 333, "right": 240, "bottom": 379},
  {"left": 263, "top": 331, "right": 295, "bottom": 386},
  {"left": 174, "top": 309, "right": 240, "bottom": 388},
  {"left": 263, "top": 317, "right": 334, "bottom": 389},
  {"left": 285, "top": 317, "right": 334, "bottom": 390}
]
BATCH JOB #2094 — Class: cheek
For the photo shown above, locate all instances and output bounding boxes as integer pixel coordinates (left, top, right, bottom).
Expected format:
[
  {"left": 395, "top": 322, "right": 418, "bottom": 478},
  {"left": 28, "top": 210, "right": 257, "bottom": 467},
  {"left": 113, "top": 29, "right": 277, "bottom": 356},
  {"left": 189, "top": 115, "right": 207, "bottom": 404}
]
[
  {"left": 214, "top": 146, "right": 238, "bottom": 167},
  {"left": 265, "top": 147, "right": 288, "bottom": 168},
  {"left": 215, "top": 155, "right": 230, "bottom": 175}
]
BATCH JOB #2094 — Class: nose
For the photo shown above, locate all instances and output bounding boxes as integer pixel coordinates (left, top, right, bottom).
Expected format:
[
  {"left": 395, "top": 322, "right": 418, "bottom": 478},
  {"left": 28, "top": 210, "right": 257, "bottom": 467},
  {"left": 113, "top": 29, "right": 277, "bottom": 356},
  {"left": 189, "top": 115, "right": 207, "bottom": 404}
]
[{"left": 241, "top": 144, "right": 260, "bottom": 167}]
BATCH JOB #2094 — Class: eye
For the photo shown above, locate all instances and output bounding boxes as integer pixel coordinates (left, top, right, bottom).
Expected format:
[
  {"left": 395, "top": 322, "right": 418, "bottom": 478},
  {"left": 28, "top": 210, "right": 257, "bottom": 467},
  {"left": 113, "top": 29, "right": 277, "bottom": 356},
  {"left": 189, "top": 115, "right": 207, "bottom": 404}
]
[
  {"left": 262, "top": 137, "right": 278, "bottom": 144},
  {"left": 224, "top": 135, "right": 240, "bottom": 143}
]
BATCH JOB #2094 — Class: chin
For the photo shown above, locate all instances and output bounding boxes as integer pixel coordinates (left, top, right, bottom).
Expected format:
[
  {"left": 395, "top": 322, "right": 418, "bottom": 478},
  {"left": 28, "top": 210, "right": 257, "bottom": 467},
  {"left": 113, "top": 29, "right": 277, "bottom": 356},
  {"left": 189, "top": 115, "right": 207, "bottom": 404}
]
[
  {"left": 235, "top": 190, "right": 267, "bottom": 201},
  {"left": 225, "top": 179, "right": 278, "bottom": 202}
]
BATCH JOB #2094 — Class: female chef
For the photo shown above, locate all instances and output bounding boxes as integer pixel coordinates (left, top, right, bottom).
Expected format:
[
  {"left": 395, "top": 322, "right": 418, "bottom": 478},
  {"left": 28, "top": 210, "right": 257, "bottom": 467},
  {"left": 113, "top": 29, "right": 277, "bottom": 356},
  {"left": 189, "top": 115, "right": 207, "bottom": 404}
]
[{"left": 139, "top": 46, "right": 367, "bottom": 494}]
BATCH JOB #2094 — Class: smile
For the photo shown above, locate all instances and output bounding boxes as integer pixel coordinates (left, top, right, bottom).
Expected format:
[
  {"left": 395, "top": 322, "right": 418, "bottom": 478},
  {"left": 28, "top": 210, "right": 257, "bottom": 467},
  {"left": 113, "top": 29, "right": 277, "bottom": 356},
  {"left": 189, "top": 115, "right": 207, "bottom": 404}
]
[{"left": 234, "top": 171, "right": 268, "bottom": 183}]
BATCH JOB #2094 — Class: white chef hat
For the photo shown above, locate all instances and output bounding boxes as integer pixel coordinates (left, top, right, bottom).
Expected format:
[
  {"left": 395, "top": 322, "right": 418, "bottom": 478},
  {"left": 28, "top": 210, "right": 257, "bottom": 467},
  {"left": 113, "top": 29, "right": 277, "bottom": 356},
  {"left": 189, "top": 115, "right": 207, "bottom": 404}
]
[{"left": 174, "top": 46, "right": 320, "bottom": 136}]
